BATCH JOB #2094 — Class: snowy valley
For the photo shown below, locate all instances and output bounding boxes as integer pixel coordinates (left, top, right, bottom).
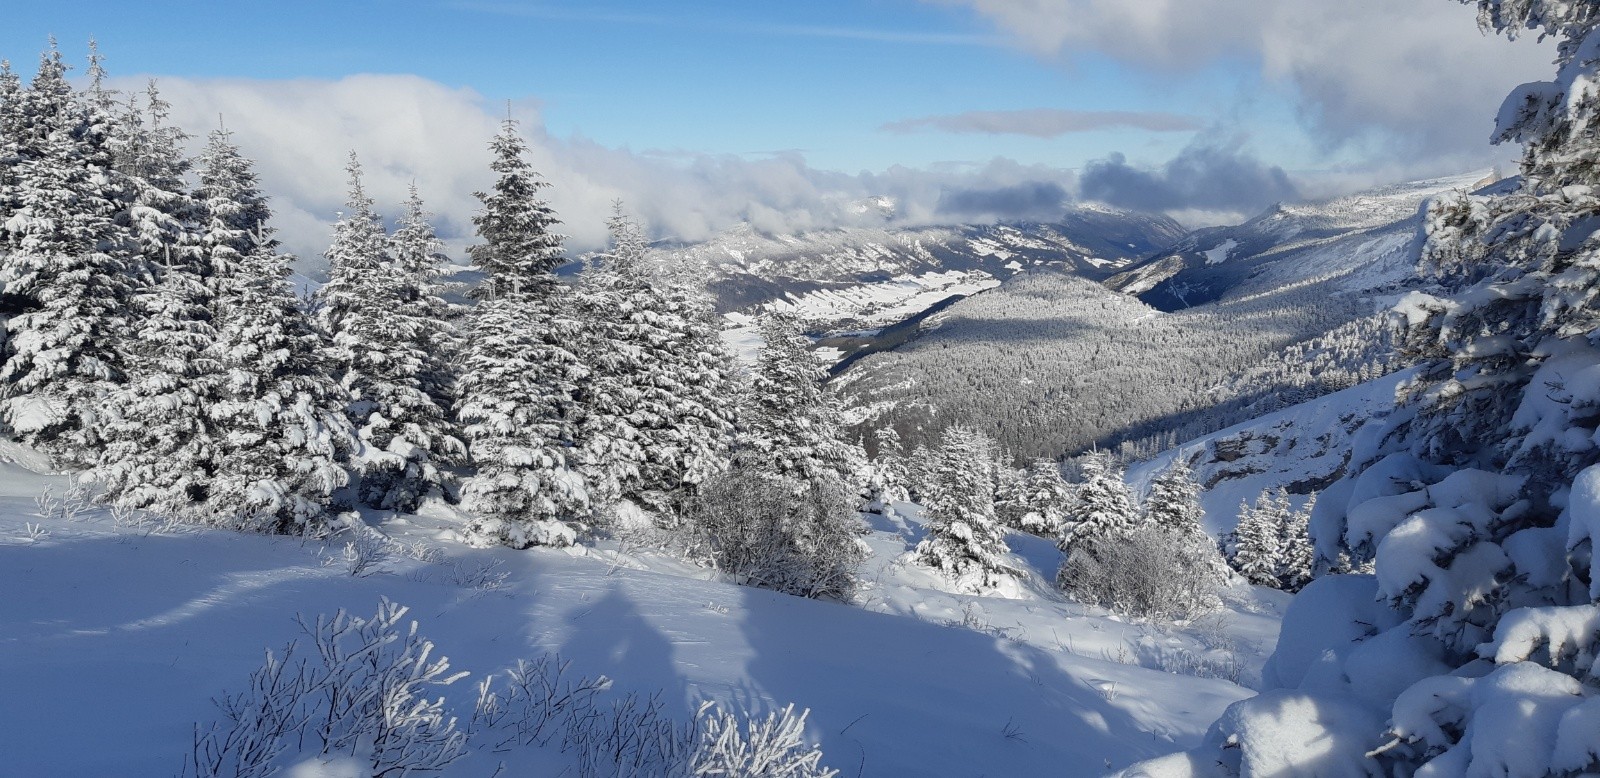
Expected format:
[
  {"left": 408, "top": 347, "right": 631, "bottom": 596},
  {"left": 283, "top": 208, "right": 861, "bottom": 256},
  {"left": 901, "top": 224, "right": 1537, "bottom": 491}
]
[{"left": 12, "top": 2, "right": 1600, "bottom": 777}]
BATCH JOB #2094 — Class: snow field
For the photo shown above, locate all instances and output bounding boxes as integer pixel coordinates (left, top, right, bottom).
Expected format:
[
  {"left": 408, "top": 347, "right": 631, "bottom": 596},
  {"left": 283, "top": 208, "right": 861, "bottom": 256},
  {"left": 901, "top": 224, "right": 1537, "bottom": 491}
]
[{"left": 2, "top": 461, "right": 1284, "bottom": 776}]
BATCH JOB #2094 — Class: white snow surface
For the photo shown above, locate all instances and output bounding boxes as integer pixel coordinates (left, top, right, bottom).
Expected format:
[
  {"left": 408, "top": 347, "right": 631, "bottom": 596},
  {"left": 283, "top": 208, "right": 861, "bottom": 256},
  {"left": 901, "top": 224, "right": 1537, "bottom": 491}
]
[
  {"left": 1202, "top": 239, "right": 1237, "bottom": 266},
  {"left": 0, "top": 457, "right": 1285, "bottom": 776}
]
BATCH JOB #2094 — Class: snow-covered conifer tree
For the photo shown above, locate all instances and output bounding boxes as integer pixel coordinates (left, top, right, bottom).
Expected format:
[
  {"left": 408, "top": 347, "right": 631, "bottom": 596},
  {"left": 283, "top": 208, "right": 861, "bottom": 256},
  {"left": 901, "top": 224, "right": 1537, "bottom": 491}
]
[
  {"left": 317, "top": 160, "right": 462, "bottom": 511},
  {"left": 573, "top": 206, "right": 736, "bottom": 515},
  {"left": 1230, "top": 490, "right": 1285, "bottom": 588},
  {"left": 1277, "top": 491, "right": 1314, "bottom": 591},
  {"left": 997, "top": 457, "right": 1070, "bottom": 536},
  {"left": 389, "top": 186, "right": 460, "bottom": 414},
  {"left": 0, "top": 48, "right": 139, "bottom": 462},
  {"left": 95, "top": 260, "right": 218, "bottom": 514},
  {"left": 1056, "top": 451, "right": 1136, "bottom": 559},
  {"left": 456, "top": 119, "right": 587, "bottom": 546},
  {"left": 913, "top": 424, "right": 1014, "bottom": 591},
  {"left": 735, "top": 312, "right": 852, "bottom": 487},
  {"left": 1145, "top": 459, "right": 1204, "bottom": 535},
  {"left": 195, "top": 135, "right": 352, "bottom": 533},
  {"left": 466, "top": 118, "right": 564, "bottom": 300},
  {"left": 206, "top": 235, "right": 354, "bottom": 533}
]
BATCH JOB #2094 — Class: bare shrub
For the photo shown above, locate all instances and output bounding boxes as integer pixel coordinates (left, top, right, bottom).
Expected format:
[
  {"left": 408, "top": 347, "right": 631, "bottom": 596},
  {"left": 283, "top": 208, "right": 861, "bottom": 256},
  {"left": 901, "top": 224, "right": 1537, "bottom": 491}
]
[
  {"left": 682, "top": 468, "right": 864, "bottom": 601},
  {"left": 187, "top": 600, "right": 469, "bottom": 778},
  {"left": 1058, "top": 525, "right": 1222, "bottom": 621}
]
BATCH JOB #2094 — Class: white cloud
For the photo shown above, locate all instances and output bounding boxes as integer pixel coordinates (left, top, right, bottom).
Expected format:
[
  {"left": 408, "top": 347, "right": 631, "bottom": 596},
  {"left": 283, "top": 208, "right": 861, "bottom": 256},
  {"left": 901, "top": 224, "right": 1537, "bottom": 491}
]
[
  {"left": 923, "top": 0, "right": 1556, "bottom": 166},
  {"left": 882, "top": 108, "right": 1203, "bottom": 136},
  {"left": 124, "top": 73, "right": 1089, "bottom": 272}
]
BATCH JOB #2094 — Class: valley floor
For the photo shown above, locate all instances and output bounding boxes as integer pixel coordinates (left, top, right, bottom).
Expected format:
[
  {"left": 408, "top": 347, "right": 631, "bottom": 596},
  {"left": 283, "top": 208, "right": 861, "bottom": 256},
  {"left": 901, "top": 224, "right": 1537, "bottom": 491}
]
[{"left": 1, "top": 457, "right": 1284, "bottom": 777}]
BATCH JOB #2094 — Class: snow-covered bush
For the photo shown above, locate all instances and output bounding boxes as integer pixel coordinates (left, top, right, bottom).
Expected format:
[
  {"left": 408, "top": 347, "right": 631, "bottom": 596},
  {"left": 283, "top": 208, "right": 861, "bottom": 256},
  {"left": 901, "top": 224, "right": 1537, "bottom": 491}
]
[
  {"left": 191, "top": 603, "right": 837, "bottom": 778},
  {"left": 1057, "top": 524, "right": 1221, "bottom": 621},
  {"left": 186, "top": 600, "right": 469, "bottom": 778},
  {"left": 472, "top": 655, "right": 836, "bottom": 778},
  {"left": 683, "top": 467, "right": 866, "bottom": 600}
]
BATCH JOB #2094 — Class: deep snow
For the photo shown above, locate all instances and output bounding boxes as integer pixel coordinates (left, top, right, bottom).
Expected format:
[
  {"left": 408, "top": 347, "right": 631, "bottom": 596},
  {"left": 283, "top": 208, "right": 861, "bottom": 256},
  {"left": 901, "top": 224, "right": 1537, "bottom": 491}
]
[{"left": 1, "top": 455, "right": 1283, "bottom": 776}]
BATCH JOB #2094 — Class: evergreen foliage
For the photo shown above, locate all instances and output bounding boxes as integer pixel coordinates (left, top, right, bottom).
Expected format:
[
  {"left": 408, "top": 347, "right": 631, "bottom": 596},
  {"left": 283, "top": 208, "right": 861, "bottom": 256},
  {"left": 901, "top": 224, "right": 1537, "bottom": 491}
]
[
  {"left": 1230, "top": 489, "right": 1287, "bottom": 588},
  {"left": 0, "top": 47, "right": 140, "bottom": 462},
  {"left": 95, "top": 260, "right": 219, "bottom": 514},
  {"left": 913, "top": 424, "right": 1014, "bottom": 592},
  {"left": 735, "top": 312, "right": 852, "bottom": 487},
  {"left": 995, "top": 457, "right": 1070, "bottom": 536},
  {"left": 1056, "top": 451, "right": 1137, "bottom": 560},
  {"left": 573, "top": 206, "right": 735, "bottom": 515},
  {"left": 318, "top": 160, "right": 463, "bottom": 511},
  {"left": 466, "top": 118, "right": 564, "bottom": 299}
]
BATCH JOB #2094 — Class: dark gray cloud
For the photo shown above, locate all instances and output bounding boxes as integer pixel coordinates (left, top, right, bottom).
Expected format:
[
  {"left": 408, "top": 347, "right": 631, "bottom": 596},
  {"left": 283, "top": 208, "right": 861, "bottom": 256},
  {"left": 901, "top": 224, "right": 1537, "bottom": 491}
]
[
  {"left": 882, "top": 108, "right": 1203, "bottom": 138},
  {"left": 935, "top": 180, "right": 1070, "bottom": 219},
  {"left": 1078, "top": 139, "right": 1299, "bottom": 214}
]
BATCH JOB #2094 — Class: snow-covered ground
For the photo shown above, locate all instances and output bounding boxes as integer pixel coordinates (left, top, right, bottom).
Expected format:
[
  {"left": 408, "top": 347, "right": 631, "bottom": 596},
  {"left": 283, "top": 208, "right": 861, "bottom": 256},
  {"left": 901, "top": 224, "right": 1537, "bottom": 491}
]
[
  {"left": 1, "top": 457, "right": 1284, "bottom": 776},
  {"left": 765, "top": 270, "right": 1002, "bottom": 330}
]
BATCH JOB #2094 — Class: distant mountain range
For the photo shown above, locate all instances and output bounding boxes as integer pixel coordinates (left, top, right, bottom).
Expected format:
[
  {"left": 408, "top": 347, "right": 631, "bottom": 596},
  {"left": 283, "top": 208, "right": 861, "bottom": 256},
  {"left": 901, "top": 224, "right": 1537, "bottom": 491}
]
[{"left": 1105, "top": 172, "right": 1497, "bottom": 310}]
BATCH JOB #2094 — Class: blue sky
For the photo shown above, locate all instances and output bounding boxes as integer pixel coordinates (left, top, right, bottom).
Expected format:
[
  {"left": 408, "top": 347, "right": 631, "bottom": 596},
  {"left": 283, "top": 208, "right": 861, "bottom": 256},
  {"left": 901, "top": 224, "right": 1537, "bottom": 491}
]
[
  {"left": 0, "top": 1, "right": 1559, "bottom": 254},
  {"left": 0, "top": 1, "right": 1302, "bottom": 172}
]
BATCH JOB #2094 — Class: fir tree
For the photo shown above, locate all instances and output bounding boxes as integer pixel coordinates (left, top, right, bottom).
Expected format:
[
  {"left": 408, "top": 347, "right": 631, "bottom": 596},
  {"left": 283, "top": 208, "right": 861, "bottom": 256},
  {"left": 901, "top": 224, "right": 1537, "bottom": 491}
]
[
  {"left": 1145, "top": 459, "right": 1204, "bottom": 535},
  {"left": 456, "top": 291, "right": 587, "bottom": 546},
  {"left": 318, "top": 160, "right": 463, "bottom": 511},
  {"left": 466, "top": 118, "right": 564, "bottom": 299},
  {"left": 1057, "top": 451, "right": 1137, "bottom": 559},
  {"left": 194, "top": 137, "right": 352, "bottom": 533},
  {"left": 389, "top": 185, "right": 460, "bottom": 413},
  {"left": 112, "top": 82, "right": 199, "bottom": 280},
  {"left": 0, "top": 48, "right": 140, "bottom": 462},
  {"left": 1231, "top": 489, "right": 1286, "bottom": 588},
  {"left": 207, "top": 237, "right": 354, "bottom": 533},
  {"left": 1277, "top": 491, "right": 1315, "bottom": 591},
  {"left": 735, "top": 312, "right": 851, "bottom": 487},
  {"left": 997, "top": 457, "right": 1070, "bottom": 536},
  {"left": 456, "top": 122, "right": 587, "bottom": 545},
  {"left": 315, "top": 153, "right": 389, "bottom": 335},
  {"left": 95, "top": 260, "right": 219, "bottom": 514},
  {"left": 914, "top": 424, "right": 1014, "bottom": 591},
  {"left": 0, "top": 59, "right": 22, "bottom": 225},
  {"left": 574, "top": 205, "right": 736, "bottom": 514}
]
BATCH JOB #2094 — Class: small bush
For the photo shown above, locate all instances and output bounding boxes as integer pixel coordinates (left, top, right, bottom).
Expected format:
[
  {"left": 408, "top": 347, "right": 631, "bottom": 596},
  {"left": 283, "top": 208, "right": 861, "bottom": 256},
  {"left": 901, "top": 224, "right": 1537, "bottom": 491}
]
[
  {"left": 191, "top": 602, "right": 837, "bottom": 778},
  {"left": 1058, "top": 525, "right": 1222, "bottom": 621},
  {"left": 683, "top": 468, "right": 865, "bottom": 601}
]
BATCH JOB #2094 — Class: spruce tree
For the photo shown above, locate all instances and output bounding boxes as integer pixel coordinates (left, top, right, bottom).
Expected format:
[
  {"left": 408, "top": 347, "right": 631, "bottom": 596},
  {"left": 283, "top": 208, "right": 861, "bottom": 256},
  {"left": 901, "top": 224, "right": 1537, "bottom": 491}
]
[
  {"left": 389, "top": 186, "right": 460, "bottom": 414},
  {"left": 1145, "top": 459, "right": 1204, "bottom": 534},
  {"left": 1230, "top": 490, "right": 1285, "bottom": 588},
  {"left": 0, "top": 48, "right": 139, "bottom": 462},
  {"left": 735, "top": 312, "right": 851, "bottom": 487},
  {"left": 318, "top": 159, "right": 463, "bottom": 511},
  {"left": 466, "top": 118, "right": 564, "bottom": 299},
  {"left": 914, "top": 424, "right": 1013, "bottom": 591},
  {"left": 207, "top": 237, "right": 354, "bottom": 533},
  {"left": 997, "top": 457, "right": 1070, "bottom": 535},
  {"left": 456, "top": 291, "right": 587, "bottom": 546},
  {"left": 1277, "top": 491, "right": 1315, "bottom": 591},
  {"left": 196, "top": 137, "right": 352, "bottom": 533},
  {"left": 1056, "top": 451, "right": 1136, "bottom": 559},
  {"left": 574, "top": 206, "right": 735, "bottom": 515},
  {"left": 456, "top": 120, "right": 587, "bottom": 546},
  {"left": 0, "top": 60, "right": 21, "bottom": 225},
  {"left": 95, "top": 261, "right": 219, "bottom": 514}
]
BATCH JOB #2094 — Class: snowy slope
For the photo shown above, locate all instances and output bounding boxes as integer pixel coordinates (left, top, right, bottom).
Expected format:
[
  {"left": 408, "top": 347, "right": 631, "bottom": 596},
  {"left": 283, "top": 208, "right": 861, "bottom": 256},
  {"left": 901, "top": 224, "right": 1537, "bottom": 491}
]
[
  {"left": 1105, "top": 172, "right": 1494, "bottom": 310},
  {"left": 677, "top": 208, "right": 1185, "bottom": 308},
  {"left": 1125, "top": 368, "right": 1417, "bottom": 536},
  {"left": 1, "top": 463, "right": 1282, "bottom": 777}
]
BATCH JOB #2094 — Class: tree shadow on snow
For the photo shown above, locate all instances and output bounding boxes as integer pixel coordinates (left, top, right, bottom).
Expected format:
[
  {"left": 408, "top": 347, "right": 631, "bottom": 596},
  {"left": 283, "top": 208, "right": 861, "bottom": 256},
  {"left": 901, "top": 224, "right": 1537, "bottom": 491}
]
[{"left": 734, "top": 581, "right": 1195, "bottom": 777}]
